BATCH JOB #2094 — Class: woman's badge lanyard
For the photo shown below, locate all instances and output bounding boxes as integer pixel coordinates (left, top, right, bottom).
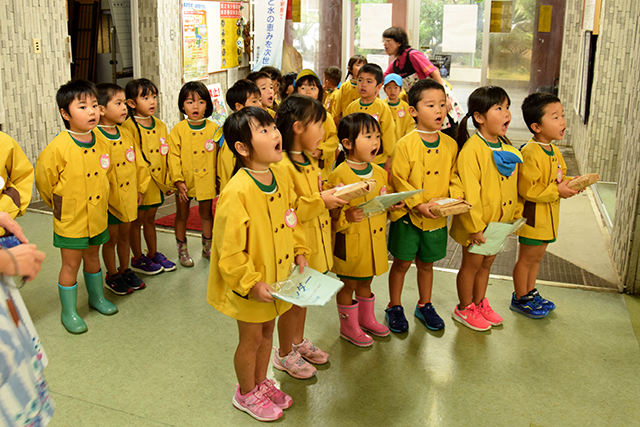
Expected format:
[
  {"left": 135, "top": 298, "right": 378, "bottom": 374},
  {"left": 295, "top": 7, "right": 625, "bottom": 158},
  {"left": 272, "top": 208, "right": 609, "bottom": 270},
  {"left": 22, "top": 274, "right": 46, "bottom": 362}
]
[{"left": 477, "top": 132, "right": 522, "bottom": 177}]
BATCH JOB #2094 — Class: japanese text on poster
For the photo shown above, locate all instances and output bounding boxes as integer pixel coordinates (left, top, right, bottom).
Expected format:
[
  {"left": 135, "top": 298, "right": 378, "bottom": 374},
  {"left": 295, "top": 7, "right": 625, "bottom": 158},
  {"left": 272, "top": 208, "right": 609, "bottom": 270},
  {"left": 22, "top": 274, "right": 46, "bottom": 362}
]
[
  {"left": 253, "top": 0, "right": 287, "bottom": 71},
  {"left": 182, "top": 3, "right": 209, "bottom": 81}
]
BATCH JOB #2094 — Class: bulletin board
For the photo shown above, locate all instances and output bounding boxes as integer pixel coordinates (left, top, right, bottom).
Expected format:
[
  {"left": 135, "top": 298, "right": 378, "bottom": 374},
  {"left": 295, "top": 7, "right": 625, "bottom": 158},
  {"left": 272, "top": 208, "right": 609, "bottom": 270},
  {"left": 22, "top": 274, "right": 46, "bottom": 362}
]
[{"left": 182, "top": 0, "right": 249, "bottom": 82}]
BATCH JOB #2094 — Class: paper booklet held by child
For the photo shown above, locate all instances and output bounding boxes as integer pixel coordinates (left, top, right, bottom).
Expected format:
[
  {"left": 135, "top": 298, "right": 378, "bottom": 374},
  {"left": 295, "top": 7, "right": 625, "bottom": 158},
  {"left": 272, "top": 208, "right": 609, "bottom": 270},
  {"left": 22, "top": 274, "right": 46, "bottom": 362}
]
[
  {"left": 269, "top": 265, "right": 344, "bottom": 307},
  {"left": 429, "top": 197, "right": 473, "bottom": 217},
  {"left": 357, "top": 189, "right": 423, "bottom": 218},
  {"left": 332, "top": 179, "right": 376, "bottom": 202},
  {"left": 567, "top": 173, "right": 600, "bottom": 191},
  {"left": 468, "top": 217, "right": 527, "bottom": 256}
]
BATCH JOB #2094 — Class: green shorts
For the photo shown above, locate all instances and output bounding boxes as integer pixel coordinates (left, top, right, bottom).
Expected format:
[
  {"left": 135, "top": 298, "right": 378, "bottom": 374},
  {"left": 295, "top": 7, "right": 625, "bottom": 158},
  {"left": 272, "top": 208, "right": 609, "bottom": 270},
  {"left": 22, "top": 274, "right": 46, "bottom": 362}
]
[
  {"left": 107, "top": 211, "right": 123, "bottom": 225},
  {"left": 139, "top": 193, "right": 165, "bottom": 211},
  {"left": 53, "top": 228, "right": 110, "bottom": 249},
  {"left": 336, "top": 275, "right": 373, "bottom": 281},
  {"left": 519, "top": 236, "right": 556, "bottom": 246},
  {"left": 388, "top": 215, "right": 447, "bottom": 263}
]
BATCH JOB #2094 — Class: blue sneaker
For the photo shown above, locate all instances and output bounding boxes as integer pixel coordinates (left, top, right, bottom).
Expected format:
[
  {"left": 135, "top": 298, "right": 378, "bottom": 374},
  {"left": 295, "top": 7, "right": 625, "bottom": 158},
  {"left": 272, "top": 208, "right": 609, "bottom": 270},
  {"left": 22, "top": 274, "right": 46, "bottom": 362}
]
[
  {"left": 414, "top": 303, "right": 445, "bottom": 331},
  {"left": 530, "top": 288, "right": 555, "bottom": 312},
  {"left": 130, "top": 254, "right": 164, "bottom": 275},
  {"left": 150, "top": 251, "right": 177, "bottom": 272},
  {"left": 509, "top": 293, "right": 549, "bottom": 318},
  {"left": 385, "top": 305, "right": 409, "bottom": 333}
]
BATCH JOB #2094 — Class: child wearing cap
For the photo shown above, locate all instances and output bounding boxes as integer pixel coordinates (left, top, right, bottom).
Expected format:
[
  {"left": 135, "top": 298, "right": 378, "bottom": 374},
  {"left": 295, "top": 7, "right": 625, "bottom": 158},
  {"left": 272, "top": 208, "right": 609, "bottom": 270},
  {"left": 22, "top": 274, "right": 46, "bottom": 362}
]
[{"left": 384, "top": 73, "right": 415, "bottom": 143}]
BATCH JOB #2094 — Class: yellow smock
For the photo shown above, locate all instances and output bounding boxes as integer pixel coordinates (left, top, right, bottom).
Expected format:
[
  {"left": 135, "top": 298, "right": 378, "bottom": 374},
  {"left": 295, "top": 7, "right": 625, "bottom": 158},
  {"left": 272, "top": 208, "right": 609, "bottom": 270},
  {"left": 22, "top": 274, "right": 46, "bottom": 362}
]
[
  {"left": 449, "top": 134, "right": 523, "bottom": 246},
  {"left": 168, "top": 120, "right": 219, "bottom": 201},
  {"left": 329, "top": 80, "right": 359, "bottom": 122},
  {"left": 390, "top": 130, "right": 458, "bottom": 230},
  {"left": 386, "top": 99, "right": 416, "bottom": 143},
  {"left": 122, "top": 117, "right": 171, "bottom": 205},
  {"left": 273, "top": 153, "right": 332, "bottom": 273},
  {"left": 516, "top": 139, "right": 570, "bottom": 241},
  {"left": 318, "top": 113, "right": 339, "bottom": 179},
  {"left": 216, "top": 142, "right": 235, "bottom": 194},
  {"left": 35, "top": 131, "right": 110, "bottom": 238},
  {"left": 97, "top": 127, "right": 150, "bottom": 223},
  {"left": 344, "top": 98, "right": 396, "bottom": 165},
  {"left": 0, "top": 132, "right": 33, "bottom": 220},
  {"left": 326, "top": 162, "right": 389, "bottom": 278},
  {"left": 207, "top": 167, "right": 310, "bottom": 323}
]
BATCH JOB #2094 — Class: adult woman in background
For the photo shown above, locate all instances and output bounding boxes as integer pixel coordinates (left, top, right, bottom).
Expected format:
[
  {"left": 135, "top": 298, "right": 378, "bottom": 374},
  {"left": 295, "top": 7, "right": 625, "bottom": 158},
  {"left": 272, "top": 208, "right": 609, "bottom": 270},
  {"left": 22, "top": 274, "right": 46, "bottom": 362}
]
[{"left": 382, "top": 26, "right": 464, "bottom": 138}]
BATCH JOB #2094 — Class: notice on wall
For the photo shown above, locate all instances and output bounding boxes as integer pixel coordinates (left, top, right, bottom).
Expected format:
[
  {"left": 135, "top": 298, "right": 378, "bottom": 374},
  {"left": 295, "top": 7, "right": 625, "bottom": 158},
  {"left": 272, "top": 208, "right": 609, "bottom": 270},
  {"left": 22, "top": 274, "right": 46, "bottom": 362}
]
[
  {"left": 442, "top": 5, "right": 478, "bottom": 53},
  {"left": 538, "top": 5, "right": 553, "bottom": 33},
  {"left": 182, "top": 4, "right": 209, "bottom": 81},
  {"left": 490, "top": 1, "right": 513, "bottom": 33},
  {"left": 253, "top": 0, "right": 287, "bottom": 71},
  {"left": 218, "top": 2, "right": 244, "bottom": 70},
  {"left": 360, "top": 3, "right": 392, "bottom": 50},
  {"left": 206, "top": 83, "right": 229, "bottom": 128}
]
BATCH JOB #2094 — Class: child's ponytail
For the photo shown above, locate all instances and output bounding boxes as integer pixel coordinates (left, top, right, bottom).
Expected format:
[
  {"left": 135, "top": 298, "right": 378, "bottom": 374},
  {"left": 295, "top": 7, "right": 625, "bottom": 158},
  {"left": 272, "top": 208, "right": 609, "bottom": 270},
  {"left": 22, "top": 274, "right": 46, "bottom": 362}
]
[
  {"left": 275, "top": 94, "right": 326, "bottom": 172},
  {"left": 456, "top": 86, "right": 511, "bottom": 151}
]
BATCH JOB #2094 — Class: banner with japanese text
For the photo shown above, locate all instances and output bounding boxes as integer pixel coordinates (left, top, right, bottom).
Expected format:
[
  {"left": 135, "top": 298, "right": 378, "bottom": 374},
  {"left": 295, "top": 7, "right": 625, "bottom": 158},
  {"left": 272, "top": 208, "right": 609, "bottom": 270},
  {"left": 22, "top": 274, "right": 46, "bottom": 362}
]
[
  {"left": 182, "top": 3, "right": 209, "bottom": 81},
  {"left": 252, "top": 0, "right": 287, "bottom": 71},
  {"left": 219, "top": 2, "right": 243, "bottom": 69}
]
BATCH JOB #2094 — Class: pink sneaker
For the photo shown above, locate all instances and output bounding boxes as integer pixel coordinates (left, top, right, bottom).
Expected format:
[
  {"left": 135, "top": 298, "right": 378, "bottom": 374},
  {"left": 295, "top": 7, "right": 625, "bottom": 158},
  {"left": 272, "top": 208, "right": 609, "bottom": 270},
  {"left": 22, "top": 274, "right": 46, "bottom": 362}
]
[
  {"left": 452, "top": 303, "right": 491, "bottom": 331},
  {"left": 292, "top": 338, "right": 330, "bottom": 364},
  {"left": 232, "top": 384, "right": 283, "bottom": 422},
  {"left": 272, "top": 349, "right": 317, "bottom": 379},
  {"left": 477, "top": 298, "right": 503, "bottom": 326},
  {"left": 257, "top": 378, "right": 292, "bottom": 409}
]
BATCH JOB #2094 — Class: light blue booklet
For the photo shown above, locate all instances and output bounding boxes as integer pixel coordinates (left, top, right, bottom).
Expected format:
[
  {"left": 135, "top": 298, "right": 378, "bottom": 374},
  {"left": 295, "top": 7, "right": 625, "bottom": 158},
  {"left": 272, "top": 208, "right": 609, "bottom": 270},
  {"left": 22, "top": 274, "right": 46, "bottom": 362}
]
[
  {"left": 468, "top": 218, "right": 527, "bottom": 256},
  {"left": 357, "top": 189, "right": 423, "bottom": 217},
  {"left": 269, "top": 266, "right": 344, "bottom": 307}
]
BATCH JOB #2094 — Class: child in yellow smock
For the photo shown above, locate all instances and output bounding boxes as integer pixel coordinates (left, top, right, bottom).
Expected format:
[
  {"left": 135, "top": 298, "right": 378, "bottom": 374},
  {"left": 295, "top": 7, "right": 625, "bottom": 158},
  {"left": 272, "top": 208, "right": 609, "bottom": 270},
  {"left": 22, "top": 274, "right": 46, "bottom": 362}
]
[
  {"left": 246, "top": 71, "right": 277, "bottom": 117},
  {"left": 449, "top": 86, "right": 523, "bottom": 332},
  {"left": 294, "top": 69, "right": 340, "bottom": 179},
  {"left": 327, "top": 113, "right": 404, "bottom": 347},
  {"left": 272, "top": 94, "right": 348, "bottom": 379},
  {"left": 0, "top": 132, "right": 33, "bottom": 221},
  {"left": 168, "top": 81, "right": 220, "bottom": 267},
  {"left": 35, "top": 80, "right": 118, "bottom": 334},
  {"left": 511, "top": 93, "right": 579, "bottom": 318},
  {"left": 96, "top": 83, "right": 150, "bottom": 295},
  {"left": 207, "top": 107, "right": 309, "bottom": 422},
  {"left": 329, "top": 55, "right": 367, "bottom": 125},
  {"left": 123, "top": 78, "right": 176, "bottom": 275},
  {"left": 343, "top": 64, "right": 396, "bottom": 170},
  {"left": 218, "top": 79, "right": 263, "bottom": 193},
  {"left": 383, "top": 73, "right": 415, "bottom": 142},
  {"left": 387, "top": 79, "right": 458, "bottom": 333}
]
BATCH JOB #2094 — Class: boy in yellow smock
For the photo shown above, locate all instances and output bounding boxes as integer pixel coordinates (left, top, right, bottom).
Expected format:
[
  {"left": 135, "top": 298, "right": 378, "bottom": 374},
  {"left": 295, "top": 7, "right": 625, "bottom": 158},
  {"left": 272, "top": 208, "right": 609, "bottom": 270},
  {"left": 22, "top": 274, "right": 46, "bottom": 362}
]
[
  {"left": 96, "top": 83, "right": 150, "bottom": 295},
  {"left": 386, "top": 79, "right": 458, "bottom": 333},
  {"left": 344, "top": 64, "right": 396, "bottom": 170},
  {"left": 383, "top": 73, "right": 415, "bottom": 143},
  {"left": 322, "top": 66, "right": 341, "bottom": 110},
  {"left": 511, "top": 93, "right": 579, "bottom": 318},
  {"left": 246, "top": 71, "right": 277, "bottom": 117},
  {"left": 35, "top": 80, "right": 118, "bottom": 334},
  {"left": 217, "top": 79, "right": 263, "bottom": 193},
  {"left": 0, "top": 132, "right": 33, "bottom": 221}
]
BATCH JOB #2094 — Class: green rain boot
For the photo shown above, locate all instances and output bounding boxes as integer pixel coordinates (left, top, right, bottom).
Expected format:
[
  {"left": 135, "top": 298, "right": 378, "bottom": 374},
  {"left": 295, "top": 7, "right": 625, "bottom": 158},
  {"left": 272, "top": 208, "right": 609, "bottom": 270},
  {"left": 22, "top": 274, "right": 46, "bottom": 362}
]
[
  {"left": 58, "top": 283, "right": 88, "bottom": 334},
  {"left": 83, "top": 270, "right": 118, "bottom": 315}
]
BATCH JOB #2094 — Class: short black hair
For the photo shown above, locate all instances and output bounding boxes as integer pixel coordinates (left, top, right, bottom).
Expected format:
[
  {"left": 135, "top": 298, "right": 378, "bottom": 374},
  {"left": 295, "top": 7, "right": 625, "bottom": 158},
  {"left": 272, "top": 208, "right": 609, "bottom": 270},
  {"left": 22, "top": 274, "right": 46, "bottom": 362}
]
[
  {"left": 521, "top": 92, "right": 562, "bottom": 133},
  {"left": 246, "top": 71, "right": 272, "bottom": 84},
  {"left": 260, "top": 66, "right": 282, "bottom": 85},
  {"left": 96, "top": 83, "right": 125, "bottom": 107},
  {"left": 408, "top": 79, "right": 446, "bottom": 109},
  {"left": 226, "top": 79, "right": 261, "bottom": 111},
  {"left": 178, "top": 81, "right": 214, "bottom": 118},
  {"left": 358, "top": 63, "right": 383, "bottom": 85},
  {"left": 382, "top": 27, "right": 410, "bottom": 55},
  {"left": 336, "top": 113, "right": 381, "bottom": 166},
  {"left": 324, "top": 66, "right": 342, "bottom": 86},
  {"left": 295, "top": 74, "right": 323, "bottom": 102},
  {"left": 56, "top": 79, "right": 98, "bottom": 129},
  {"left": 280, "top": 72, "right": 297, "bottom": 101},
  {"left": 223, "top": 106, "right": 276, "bottom": 175}
]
